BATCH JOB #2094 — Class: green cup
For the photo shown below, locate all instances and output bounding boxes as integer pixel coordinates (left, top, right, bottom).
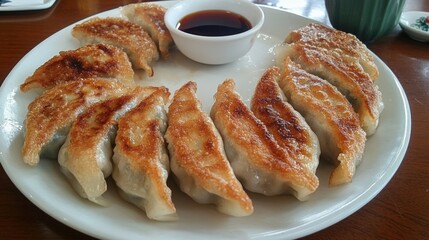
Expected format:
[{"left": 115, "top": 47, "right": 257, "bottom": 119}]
[{"left": 325, "top": 0, "right": 406, "bottom": 42}]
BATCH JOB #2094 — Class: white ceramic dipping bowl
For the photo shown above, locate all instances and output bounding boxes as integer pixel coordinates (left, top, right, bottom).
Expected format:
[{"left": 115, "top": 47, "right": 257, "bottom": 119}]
[{"left": 164, "top": 0, "right": 264, "bottom": 65}]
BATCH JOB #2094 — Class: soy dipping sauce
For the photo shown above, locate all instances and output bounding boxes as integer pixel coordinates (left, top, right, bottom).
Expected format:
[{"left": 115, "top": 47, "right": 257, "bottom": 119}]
[{"left": 177, "top": 10, "right": 252, "bottom": 37}]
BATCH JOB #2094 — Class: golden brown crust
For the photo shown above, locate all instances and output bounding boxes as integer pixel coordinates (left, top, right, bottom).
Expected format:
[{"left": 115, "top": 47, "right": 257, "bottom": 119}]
[
  {"left": 67, "top": 87, "right": 147, "bottom": 160},
  {"left": 114, "top": 87, "right": 176, "bottom": 219},
  {"left": 59, "top": 86, "right": 157, "bottom": 204},
  {"left": 122, "top": 3, "right": 173, "bottom": 59},
  {"left": 211, "top": 79, "right": 319, "bottom": 198},
  {"left": 22, "top": 79, "right": 128, "bottom": 166},
  {"left": 20, "top": 44, "right": 134, "bottom": 92},
  {"left": 285, "top": 23, "right": 379, "bottom": 81},
  {"left": 277, "top": 57, "right": 366, "bottom": 186},
  {"left": 251, "top": 67, "right": 320, "bottom": 174},
  {"left": 115, "top": 87, "right": 170, "bottom": 166},
  {"left": 165, "top": 81, "right": 253, "bottom": 216},
  {"left": 280, "top": 42, "right": 383, "bottom": 135},
  {"left": 72, "top": 17, "right": 159, "bottom": 76}
]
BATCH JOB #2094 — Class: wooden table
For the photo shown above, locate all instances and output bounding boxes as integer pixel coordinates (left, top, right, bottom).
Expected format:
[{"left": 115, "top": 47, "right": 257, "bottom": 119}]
[{"left": 1, "top": 0, "right": 428, "bottom": 239}]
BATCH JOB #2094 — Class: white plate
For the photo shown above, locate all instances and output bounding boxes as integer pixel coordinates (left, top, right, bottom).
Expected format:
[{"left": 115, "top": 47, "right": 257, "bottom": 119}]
[
  {"left": 399, "top": 11, "right": 429, "bottom": 42},
  {"left": 0, "top": 0, "right": 56, "bottom": 11},
  {"left": 0, "top": 2, "right": 411, "bottom": 239}
]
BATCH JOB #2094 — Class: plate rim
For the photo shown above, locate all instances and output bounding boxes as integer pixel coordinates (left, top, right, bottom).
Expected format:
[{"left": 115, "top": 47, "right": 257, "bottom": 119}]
[{"left": 0, "top": 2, "right": 412, "bottom": 239}]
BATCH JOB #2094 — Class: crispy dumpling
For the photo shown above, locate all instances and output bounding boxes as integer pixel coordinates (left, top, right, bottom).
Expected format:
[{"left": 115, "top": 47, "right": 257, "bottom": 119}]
[
  {"left": 20, "top": 44, "right": 134, "bottom": 92},
  {"left": 210, "top": 79, "right": 319, "bottom": 200},
  {"left": 58, "top": 87, "right": 155, "bottom": 205},
  {"left": 277, "top": 57, "right": 366, "bottom": 186},
  {"left": 72, "top": 17, "right": 159, "bottom": 76},
  {"left": 251, "top": 67, "right": 320, "bottom": 174},
  {"left": 122, "top": 3, "right": 173, "bottom": 59},
  {"left": 22, "top": 79, "right": 128, "bottom": 166},
  {"left": 277, "top": 42, "right": 383, "bottom": 135},
  {"left": 112, "top": 87, "right": 178, "bottom": 221},
  {"left": 165, "top": 81, "right": 253, "bottom": 217},
  {"left": 284, "top": 23, "right": 379, "bottom": 81}
]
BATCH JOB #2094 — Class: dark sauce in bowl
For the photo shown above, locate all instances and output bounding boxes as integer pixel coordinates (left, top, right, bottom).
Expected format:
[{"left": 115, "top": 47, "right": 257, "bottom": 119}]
[{"left": 177, "top": 10, "right": 252, "bottom": 37}]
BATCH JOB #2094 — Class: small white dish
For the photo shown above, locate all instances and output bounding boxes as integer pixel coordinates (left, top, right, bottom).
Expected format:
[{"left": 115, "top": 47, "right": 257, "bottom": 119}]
[
  {"left": 0, "top": 0, "right": 56, "bottom": 11},
  {"left": 399, "top": 11, "right": 429, "bottom": 42},
  {"left": 164, "top": 0, "right": 264, "bottom": 65}
]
